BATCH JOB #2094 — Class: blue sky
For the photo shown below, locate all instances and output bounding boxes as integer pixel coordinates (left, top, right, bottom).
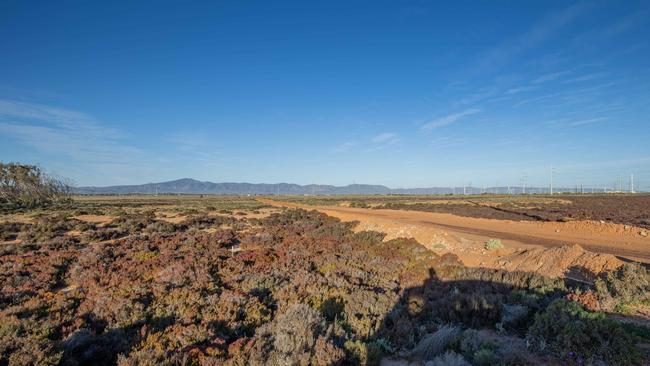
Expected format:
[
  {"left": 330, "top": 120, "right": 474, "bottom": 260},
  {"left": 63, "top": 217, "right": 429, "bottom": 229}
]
[{"left": 1, "top": 1, "right": 649, "bottom": 189}]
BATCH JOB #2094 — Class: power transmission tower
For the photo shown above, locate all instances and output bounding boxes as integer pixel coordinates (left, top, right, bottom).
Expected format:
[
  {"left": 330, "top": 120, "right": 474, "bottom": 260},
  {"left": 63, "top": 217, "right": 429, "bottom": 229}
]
[
  {"left": 630, "top": 174, "right": 635, "bottom": 193},
  {"left": 550, "top": 166, "right": 554, "bottom": 195}
]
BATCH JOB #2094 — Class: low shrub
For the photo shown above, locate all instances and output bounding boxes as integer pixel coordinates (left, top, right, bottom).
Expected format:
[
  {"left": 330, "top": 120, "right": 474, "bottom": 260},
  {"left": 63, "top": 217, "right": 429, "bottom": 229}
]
[
  {"left": 0, "top": 222, "right": 26, "bottom": 241},
  {"left": 352, "top": 230, "right": 386, "bottom": 246},
  {"left": 595, "top": 263, "right": 650, "bottom": 311},
  {"left": 248, "top": 303, "right": 345, "bottom": 365},
  {"left": 109, "top": 212, "right": 156, "bottom": 232},
  {"left": 18, "top": 214, "right": 95, "bottom": 243},
  {"left": 143, "top": 220, "right": 184, "bottom": 234},
  {"left": 181, "top": 214, "right": 234, "bottom": 230},
  {"left": 428, "top": 351, "right": 470, "bottom": 366},
  {"left": 484, "top": 239, "right": 503, "bottom": 250},
  {"left": 83, "top": 228, "right": 128, "bottom": 242},
  {"left": 526, "top": 299, "right": 640, "bottom": 365},
  {"left": 434, "top": 293, "right": 502, "bottom": 328},
  {"left": 410, "top": 325, "right": 461, "bottom": 361}
]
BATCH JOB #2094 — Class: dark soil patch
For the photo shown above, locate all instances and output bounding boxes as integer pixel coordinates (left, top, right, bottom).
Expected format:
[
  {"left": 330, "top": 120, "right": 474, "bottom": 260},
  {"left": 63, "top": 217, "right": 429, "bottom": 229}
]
[{"left": 376, "top": 195, "right": 650, "bottom": 229}]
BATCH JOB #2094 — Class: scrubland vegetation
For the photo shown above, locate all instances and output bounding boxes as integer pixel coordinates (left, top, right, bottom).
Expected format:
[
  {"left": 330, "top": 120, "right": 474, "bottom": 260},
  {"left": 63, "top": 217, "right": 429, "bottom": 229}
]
[{"left": 0, "top": 195, "right": 649, "bottom": 365}]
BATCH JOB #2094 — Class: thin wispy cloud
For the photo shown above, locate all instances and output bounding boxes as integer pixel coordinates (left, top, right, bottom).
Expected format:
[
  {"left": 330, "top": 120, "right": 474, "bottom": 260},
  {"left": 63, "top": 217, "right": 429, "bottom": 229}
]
[
  {"left": 562, "top": 72, "right": 606, "bottom": 84},
  {"left": 568, "top": 117, "right": 609, "bottom": 126},
  {"left": 575, "top": 11, "right": 648, "bottom": 44},
  {"left": 363, "top": 132, "right": 400, "bottom": 152},
  {"left": 332, "top": 141, "right": 356, "bottom": 153},
  {"left": 372, "top": 132, "right": 397, "bottom": 143},
  {"left": 429, "top": 136, "right": 468, "bottom": 149},
  {"left": 164, "top": 132, "right": 228, "bottom": 165},
  {"left": 0, "top": 99, "right": 135, "bottom": 162},
  {"left": 421, "top": 109, "right": 481, "bottom": 131},
  {"left": 532, "top": 70, "right": 572, "bottom": 84},
  {"left": 0, "top": 99, "right": 118, "bottom": 137},
  {"left": 453, "top": 88, "right": 498, "bottom": 107},
  {"left": 506, "top": 86, "right": 537, "bottom": 95},
  {"left": 477, "top": 3, "right": 588, "bottom": 72}
]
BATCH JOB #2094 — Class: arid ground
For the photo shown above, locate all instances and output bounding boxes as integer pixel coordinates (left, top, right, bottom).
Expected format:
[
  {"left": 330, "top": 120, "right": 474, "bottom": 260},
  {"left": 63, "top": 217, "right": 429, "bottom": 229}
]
[
  {"left": 1, "top": 194, "right": 649, "bottom": 365},
  {"left": 259, "top": 195, "right": 650, "bottom": 270}
]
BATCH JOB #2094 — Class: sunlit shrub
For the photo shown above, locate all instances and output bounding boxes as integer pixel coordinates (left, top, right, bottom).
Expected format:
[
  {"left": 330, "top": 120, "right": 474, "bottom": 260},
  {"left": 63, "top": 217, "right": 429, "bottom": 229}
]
[
  {"left": 526, "top": 299, "right": 639, "bottom": 365},
  {"left": 484, "top": 239, "right": 503, "bottom": 250}
]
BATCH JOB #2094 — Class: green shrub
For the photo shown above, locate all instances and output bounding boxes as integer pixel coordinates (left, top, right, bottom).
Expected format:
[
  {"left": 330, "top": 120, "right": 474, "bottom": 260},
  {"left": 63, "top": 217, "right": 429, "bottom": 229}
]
[
  {"left": 526, "top": 299, "right": 640, "bottom": 365},
  {"left": 484, "top": 239, "right": 503, "bottom": 250},
  {"left": 595, "top": 263, "right": 650, "bottom": 311},
  {"left": 428, "top": 351, "right": 470, "bottom": 366},
  {"left": 410, "top": 325, "right": 461, "bottom": 361},
  {"left": 319, "top": 296, "right": 345, "bottom": 321},
  {"left": 0, "top": 222, "right": 26, "bottom": 241},
  {"left": 352, "top": 230, "right": 386, "bottom": 246}
]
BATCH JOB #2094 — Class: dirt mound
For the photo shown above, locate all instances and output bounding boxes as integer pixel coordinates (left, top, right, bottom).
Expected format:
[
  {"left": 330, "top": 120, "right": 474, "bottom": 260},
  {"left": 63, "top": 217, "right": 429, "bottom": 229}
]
[{"left": 496, "top": 244, "right": 623, "bottom": 280}]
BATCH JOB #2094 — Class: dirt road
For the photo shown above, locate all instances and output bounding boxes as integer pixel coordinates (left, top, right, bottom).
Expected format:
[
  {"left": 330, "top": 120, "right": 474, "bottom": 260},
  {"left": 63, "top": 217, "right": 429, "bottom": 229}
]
[{"left": 258, "top": 198, "right": 650, "bottom": 265}]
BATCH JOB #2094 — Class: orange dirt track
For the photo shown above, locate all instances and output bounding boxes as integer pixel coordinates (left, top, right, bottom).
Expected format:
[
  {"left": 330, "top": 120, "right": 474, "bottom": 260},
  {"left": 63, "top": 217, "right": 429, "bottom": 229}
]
[{"left": 258, "top": 198, "right": 650, "bottom": 265}]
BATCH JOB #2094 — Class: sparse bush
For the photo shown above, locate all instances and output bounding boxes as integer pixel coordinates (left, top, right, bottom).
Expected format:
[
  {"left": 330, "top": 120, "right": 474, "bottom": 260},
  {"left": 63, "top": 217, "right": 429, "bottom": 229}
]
[
  {"left": 110, "top": 212, "right": 156, "bottom": 232},
  {"left": 83, "top": 228, "right": 127, "bottom": 242},
  {"left": 410, "top": 325, "right": 461, "bottom": 361},
  {"left": 319, "top": 296, "right": 345, "bottom": 321},
  {"left": 484, "top": 239, "right": 503, "bottom": 250},
  {"left": 144, "top": 220, "right": 183, "bottom": 234},
  {"left": 594, "top": 263, "right": 650, "bottom": 311},
  {"left": 526, "top": 299, "right": 640, "bottom": 365},
  {"left": 428, "top": 351, "right": 470, "bottom": 366},
  {"left": 0, "top": 315, "right": 62, "bottom": 365},
  {"left": 0, "top": 222, "right": 26, "bottom": 241},
  {"left": 352, "top": 230, "right": 386, "bottom": 246},
  {"left": 457, "top": 330, "right": 499, "bottom": 366},
  {"left": 181, "top": 213, "right": 234, "bottom": 229},
  {"left": 18, "top": 214, "right": 94, "bottom": 243},
  {"left": 249, "top": 303, "right": 344, "bottom": 365},
  {"left": 343, "top": 340, "right": 383, "bottom": 366},
  {"left": 435, "top": 293, "right": 502, "bottom": 328}
]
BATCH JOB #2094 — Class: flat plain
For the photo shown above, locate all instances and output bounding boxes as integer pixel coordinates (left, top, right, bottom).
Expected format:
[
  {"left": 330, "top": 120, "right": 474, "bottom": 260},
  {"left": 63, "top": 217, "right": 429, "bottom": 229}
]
[{"left": 1, "top": 194, "right": 649, "bottom": 365}]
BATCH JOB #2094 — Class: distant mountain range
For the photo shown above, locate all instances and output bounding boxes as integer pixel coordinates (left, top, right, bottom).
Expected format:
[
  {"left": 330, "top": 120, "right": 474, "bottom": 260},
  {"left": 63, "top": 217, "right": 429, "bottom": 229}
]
[{"left": 73, "top": 178, "right": 593, "bottom": 195}]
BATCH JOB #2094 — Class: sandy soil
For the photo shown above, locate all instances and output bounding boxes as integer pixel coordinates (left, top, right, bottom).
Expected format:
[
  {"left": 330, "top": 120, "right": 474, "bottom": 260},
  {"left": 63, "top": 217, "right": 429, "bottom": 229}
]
[
  {"left": 259, "top": 199, "right": 650, "bottom": 274},
  {"left": 73, "top": 215, "right": 115, "bottom": 226}
]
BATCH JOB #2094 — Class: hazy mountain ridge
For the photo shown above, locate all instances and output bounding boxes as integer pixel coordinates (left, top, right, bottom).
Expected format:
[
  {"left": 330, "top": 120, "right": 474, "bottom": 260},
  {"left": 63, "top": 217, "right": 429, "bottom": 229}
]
[{"left": 74, "top": 178, "right": 578, "bottom": 195}]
